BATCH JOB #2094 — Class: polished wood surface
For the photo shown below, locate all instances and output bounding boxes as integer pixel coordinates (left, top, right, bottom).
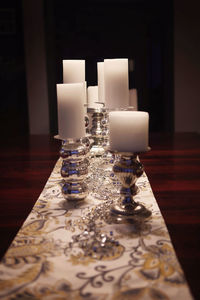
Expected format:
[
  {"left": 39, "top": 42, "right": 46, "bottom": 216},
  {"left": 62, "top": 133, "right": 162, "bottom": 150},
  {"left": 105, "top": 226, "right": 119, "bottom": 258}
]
[{"left": 0, "top": 133, "right": 200, "bottom": 299}]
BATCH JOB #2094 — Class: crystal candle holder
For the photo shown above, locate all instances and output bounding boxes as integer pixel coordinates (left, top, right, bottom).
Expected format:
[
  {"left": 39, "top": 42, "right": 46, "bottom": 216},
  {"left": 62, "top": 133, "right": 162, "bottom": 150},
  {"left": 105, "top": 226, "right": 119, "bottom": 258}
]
[
  {"left": 59, "top": 137, "right": 90, "bottom": 201},
  {"left": 109, "top": 150, "right": 151, "bottom": 222},
  {"left": 87, "top": 107, "right": 109, "bottom": 156}
]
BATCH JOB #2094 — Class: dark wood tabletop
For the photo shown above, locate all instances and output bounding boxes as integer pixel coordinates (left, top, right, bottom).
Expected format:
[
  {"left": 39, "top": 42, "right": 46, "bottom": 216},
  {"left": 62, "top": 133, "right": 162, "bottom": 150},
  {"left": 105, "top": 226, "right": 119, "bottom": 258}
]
[{"left": 0, "top": 133, "right": 200, "bottom": 299}]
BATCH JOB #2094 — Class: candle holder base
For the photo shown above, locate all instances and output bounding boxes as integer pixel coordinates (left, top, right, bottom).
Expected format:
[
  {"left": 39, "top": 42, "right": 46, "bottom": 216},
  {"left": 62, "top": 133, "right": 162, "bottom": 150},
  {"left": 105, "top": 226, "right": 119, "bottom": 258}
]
[
  {"left": 62, "top": 181, "right": 88, "bottom": 201},
  {"left": 110, "top": 199, "right": 151, "bottom": 223}
]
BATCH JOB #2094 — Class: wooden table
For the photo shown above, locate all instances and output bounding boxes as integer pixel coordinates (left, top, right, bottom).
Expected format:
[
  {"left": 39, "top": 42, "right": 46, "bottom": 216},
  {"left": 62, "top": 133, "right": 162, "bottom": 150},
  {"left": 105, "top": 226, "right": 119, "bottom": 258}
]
[{"left": 0, "top": 133, "right": 199, "bottom": 299}]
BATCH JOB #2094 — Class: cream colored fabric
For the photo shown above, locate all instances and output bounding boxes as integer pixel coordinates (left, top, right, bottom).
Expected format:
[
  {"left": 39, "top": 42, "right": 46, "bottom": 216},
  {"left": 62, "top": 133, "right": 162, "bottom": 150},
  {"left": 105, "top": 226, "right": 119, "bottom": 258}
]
[{"left": 0, "top": 158, "right": 193, "bottom": 299}]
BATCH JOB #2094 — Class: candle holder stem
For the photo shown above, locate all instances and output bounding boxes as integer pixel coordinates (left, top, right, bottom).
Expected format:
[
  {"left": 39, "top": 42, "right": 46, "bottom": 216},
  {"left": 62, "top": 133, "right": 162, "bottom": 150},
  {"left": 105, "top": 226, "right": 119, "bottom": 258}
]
[{"left": 110, "top": 153, "right": 151, "bottom": 222}]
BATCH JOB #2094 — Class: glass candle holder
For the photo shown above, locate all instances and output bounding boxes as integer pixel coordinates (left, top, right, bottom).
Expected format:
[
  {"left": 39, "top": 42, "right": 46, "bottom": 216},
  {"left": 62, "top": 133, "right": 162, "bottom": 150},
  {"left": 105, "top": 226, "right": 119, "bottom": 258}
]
[
  {"left": 109, "top": 150, "right": 151, "bottom": 222},
  {"left": 87, "top": 107, "right": 109, "bottom": 157}
]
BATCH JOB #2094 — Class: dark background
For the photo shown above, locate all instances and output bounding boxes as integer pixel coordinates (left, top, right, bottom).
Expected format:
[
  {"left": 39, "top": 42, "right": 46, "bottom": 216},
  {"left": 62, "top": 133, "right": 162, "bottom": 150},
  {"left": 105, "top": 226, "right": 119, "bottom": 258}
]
[{"left": 0, "top": 0, "right": 174, "bottom": 137}]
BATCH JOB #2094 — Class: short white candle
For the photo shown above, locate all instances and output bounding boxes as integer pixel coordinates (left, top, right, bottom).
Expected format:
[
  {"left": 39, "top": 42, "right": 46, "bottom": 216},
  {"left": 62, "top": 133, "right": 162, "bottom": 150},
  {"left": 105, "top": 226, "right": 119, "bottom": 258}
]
[
  {"left": 56, "top": 83, "right": 86, "bottom": 139},
  {"left": 104, "top": 59, "right": 129, "bottom": 109},
  {"left": 129, "top": 89, "right": 138, "bottom": 110},
  {"left": 63, "top": 60, "right": 85, "bottom": 83},
  {"left": 97, "top": 62, "right": 105, "bottom": 103},
  {"left": 109, "top": 111, "right": 149, "bottom": 152},
  {"left": 88, "top": 86, "right": 102, "bottom": 109}
]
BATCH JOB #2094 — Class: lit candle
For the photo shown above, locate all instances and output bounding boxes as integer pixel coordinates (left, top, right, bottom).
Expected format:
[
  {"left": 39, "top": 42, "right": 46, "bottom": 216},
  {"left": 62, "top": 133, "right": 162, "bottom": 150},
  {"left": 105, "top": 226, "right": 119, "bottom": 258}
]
[
  {"left": 63, "top": 60, "right": 85, "bottom": 83},
  {"left": 109, "top": 111, "right": 149, "bottom": 152},
  {"left": 104, "top": 59, "right": 129, "bottom": 109},
  {"left": 88, "top": 86, "right": 102, "bottom": 108},
  {"left": 56, "top": 83, "right": 86, "bottom": 139},
  {"left": 129, "top": 89, "right": 138, "bottom": 110},
  {"left": 97, "top": 62, "right": 105, "bottom": 103}
]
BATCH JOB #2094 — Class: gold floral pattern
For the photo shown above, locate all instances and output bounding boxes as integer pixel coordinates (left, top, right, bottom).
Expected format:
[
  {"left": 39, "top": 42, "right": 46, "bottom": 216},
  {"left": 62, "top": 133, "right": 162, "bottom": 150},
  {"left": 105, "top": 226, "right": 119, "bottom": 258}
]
[
  {"left": 140, "top": 243, "right": 185, "bottom": 284},
  {"left": 68, "top": 253, "right": 96, "bottom": 266},
  {"left": 112, "top": 287, "right": 170, "bottom": 300},
  {"left": 9, "top": 279, "right": 107, "bottom": 300}
]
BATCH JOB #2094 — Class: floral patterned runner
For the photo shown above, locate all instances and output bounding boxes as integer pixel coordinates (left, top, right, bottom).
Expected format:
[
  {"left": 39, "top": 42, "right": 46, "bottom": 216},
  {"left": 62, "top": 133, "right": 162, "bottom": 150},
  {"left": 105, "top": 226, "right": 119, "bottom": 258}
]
[{"left": 0, "top": 158, "right": 194, "bottom": 299}]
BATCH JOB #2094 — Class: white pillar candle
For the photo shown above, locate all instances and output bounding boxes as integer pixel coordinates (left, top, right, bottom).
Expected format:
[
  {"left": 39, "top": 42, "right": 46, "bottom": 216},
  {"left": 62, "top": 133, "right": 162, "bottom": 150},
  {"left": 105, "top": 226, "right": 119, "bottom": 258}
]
[
  {"left": 129, "top": 89, "right": 138, "bottom": 110},
  {"left": 88, "top": 86, "right": 102, "bottom": 108},
  {"left": 104, "top": 59, "right": 129, "bottom": 109},
  {"left": 56, "top": 83, "right": 86, "bottom": 139},
  {"left": 83, "top": 81, "right": 87, "bottom": 105},
  {"left": 83, "top": 81, "right": 88, "bottom": 113},
  {"left": 109, "top": 111, "right": 149, "bottom": 152},
  {"left": 63, "top": 60, "right": 85, "bottom": 83},
  {"left": 97, "top": 62, "right": 105, "bottom": 103}
]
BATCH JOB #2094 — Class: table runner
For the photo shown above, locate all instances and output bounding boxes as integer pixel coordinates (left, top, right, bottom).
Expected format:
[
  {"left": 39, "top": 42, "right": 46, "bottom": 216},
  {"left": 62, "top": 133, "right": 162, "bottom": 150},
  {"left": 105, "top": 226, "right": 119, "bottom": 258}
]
[{"left": 0, "top": 158, "right": 194, "bottom": 300}]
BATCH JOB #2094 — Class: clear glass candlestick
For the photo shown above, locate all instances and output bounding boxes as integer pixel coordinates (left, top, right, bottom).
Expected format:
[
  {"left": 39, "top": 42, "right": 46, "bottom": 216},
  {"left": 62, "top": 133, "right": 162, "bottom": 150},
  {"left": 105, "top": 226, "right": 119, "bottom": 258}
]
[
  {"left": 109, "top": 151, "right": 151, "bottom": 222},
  {"left": 59, "top": 137, "right": 90, "bottom": 201},
  {"left": 87, "top": 107, "right": 108, "bottom": 157}
]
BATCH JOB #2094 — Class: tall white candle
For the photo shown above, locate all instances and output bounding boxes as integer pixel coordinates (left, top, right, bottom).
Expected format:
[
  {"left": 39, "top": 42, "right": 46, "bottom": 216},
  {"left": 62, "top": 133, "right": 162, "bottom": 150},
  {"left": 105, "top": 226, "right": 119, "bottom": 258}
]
[
  {"left": 97, "top": 62, "right": 105, "bottom": 103},
  {"left": 88, "top": 86, "right": 102, "bottom": 108},
  {"left": 83, "top": 81, "right": 88, "bottom": 114},
  {"left": 104, "top": 59, "right": 129, "bottom": 109},
  {"left": 63, "top": 60, "right": 85, "bottom": 83},
  {"left": 83, "top": 81, "right": 87, "bottom": 105},
  {"left": 129, "top": 89, "right": 138, "bottom": 110},
  {"left": 56, "top": 83, "right": 86, "bottom": 139},
  {"left": 109, "top": 111, "right": 149, "bottom": 152}
]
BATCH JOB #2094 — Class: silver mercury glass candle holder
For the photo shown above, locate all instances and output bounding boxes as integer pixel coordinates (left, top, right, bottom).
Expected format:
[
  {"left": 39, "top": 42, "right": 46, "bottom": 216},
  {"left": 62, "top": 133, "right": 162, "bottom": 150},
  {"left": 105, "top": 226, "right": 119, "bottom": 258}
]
[
  {"left": 109, "top": 149, "right": 152, "bottom": 222},
  {"left": 59, "top": 137, "right": 90, "bottom": 201}
]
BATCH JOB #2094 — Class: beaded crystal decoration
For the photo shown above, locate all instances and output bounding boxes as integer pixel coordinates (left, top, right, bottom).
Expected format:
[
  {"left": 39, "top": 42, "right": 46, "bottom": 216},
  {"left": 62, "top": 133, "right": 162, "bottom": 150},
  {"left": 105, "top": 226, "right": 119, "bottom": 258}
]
[{"left": 65, "top": 200, "right": 124, "bottom": 259}]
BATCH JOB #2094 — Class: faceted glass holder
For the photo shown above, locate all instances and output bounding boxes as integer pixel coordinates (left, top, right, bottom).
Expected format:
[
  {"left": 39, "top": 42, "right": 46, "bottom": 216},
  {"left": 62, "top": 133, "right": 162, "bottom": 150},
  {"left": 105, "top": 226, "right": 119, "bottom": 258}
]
[{"left": 87, "top": 107, "right": 109, "bottom": 157}]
